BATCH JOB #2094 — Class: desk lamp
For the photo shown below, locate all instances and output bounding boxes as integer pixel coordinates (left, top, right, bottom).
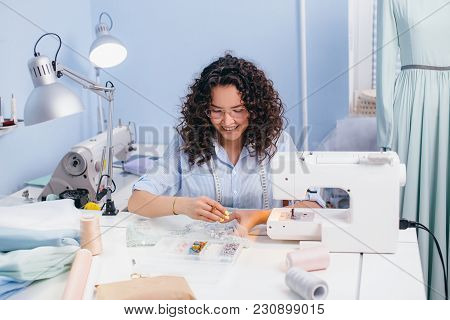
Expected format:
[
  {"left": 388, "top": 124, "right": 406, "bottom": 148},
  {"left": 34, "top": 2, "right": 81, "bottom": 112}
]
[
  {"left": 24, "top": 32, "right": 124, "bottom": 215},
  {"left": 90, "top": 12, "right": 127, "bottom": 133}
]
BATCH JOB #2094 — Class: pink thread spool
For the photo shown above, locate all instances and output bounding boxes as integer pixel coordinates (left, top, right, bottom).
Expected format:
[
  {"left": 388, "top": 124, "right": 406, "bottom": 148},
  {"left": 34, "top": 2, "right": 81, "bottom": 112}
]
[
  {"left": 286, "top": 245, "right": 330, "bottom": 271},
  {"left": 80, "top": 214, "right": 103, "bottom": 256}
]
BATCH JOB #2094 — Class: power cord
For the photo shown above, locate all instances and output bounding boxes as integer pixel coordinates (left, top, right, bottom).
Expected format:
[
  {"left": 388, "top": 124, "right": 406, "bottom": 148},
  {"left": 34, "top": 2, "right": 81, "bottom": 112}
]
[
  {"left": 399, "top": 219, "right": 448, "bottom": 300},
  {"left": 99, "top": 12, "right": 114, "bottom": 30},
  {"left": 95, "top": 174, "right": 117, "bottom": 201},
  {"left": 33, "top": 32, "right": 63, "bottom": 78}
]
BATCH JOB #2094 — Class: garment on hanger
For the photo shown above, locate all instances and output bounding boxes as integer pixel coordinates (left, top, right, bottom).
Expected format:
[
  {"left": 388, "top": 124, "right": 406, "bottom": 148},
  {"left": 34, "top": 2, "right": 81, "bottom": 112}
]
[{"left": 377, "top": 0, "right": 450, "bottom": 299}]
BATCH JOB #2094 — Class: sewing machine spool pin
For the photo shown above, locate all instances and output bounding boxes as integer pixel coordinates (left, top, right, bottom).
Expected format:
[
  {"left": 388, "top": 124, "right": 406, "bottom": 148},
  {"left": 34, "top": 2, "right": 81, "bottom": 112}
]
[{"left": 291, "top": 208, "right": 315, "bottom": 222}]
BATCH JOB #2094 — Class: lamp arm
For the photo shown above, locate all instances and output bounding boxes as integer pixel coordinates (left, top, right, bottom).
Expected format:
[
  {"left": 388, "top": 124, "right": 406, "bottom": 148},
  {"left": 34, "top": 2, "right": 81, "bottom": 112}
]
[{"left": 57, "top": 63, "right": 115, "bottom": 101}]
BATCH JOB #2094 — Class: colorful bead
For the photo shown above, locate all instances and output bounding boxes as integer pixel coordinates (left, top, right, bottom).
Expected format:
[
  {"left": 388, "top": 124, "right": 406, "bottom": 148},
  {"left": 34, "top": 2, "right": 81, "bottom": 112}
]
[{"left": 189, "top": 241, "right": 207, "bottom": 254}]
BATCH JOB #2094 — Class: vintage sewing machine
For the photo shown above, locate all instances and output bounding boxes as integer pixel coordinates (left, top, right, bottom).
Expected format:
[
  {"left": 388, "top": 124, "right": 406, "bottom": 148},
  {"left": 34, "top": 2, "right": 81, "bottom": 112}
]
[
  {"left": 39, "top": 124, "right": 135, "bottom": 203},
  {"left": 267, "top": 151, "right": 406, "bottom": 253}
]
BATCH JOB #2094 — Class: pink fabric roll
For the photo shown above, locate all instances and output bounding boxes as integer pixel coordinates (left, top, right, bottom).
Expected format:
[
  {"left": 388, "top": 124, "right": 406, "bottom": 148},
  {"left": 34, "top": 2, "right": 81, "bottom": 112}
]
[
  {"left": 286, "top": 246, "right": 330, "bottom": 271},
  {"left": 62, "top": 249, "right": 93, "bottom": 300}
]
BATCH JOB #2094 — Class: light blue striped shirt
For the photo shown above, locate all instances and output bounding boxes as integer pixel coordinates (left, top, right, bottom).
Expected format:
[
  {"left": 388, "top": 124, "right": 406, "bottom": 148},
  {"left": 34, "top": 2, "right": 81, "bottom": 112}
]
[{"left": 133, "top": 131, "right": 298, "bottom": 209}]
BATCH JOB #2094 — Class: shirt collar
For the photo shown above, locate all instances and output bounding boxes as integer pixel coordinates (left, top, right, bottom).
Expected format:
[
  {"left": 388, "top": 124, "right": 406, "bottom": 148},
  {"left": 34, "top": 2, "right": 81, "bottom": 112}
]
[{"left": 213, "top": 139, "right": 252, "bottom": 166}]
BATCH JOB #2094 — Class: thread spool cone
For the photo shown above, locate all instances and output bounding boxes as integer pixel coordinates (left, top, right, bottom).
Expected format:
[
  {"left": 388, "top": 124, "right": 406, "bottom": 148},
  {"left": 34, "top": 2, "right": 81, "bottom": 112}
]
[{"left": 80, "top": 214, "right": 102, "bottom": 256}]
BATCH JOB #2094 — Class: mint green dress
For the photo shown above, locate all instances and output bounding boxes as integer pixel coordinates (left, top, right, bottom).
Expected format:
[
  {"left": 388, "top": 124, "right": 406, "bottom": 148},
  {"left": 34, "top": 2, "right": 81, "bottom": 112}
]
[{"left": 377, "top": 0, "right": 450, "bottom": 299}]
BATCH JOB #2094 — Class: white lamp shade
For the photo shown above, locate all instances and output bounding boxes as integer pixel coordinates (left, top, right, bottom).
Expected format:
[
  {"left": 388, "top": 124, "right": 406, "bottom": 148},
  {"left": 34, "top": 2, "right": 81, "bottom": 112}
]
[
  {"left": 24, "top": 82, "right": 84, "bottom": 126},
  {"left": 89, "top": 34, "right": 127, "bottom": 68}
]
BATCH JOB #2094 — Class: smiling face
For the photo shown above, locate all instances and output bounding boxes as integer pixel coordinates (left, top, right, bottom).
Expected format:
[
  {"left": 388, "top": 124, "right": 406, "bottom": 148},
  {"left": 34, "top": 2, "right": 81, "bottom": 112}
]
[{"left": 209, "top": 85, "right": 249, "bottom": 147}]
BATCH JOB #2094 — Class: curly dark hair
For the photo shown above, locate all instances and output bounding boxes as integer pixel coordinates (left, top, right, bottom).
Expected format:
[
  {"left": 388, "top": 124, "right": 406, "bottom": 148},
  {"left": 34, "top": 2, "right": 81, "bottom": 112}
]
[{"left": 176, "top": 54, "right": 286, "bottom": 166}]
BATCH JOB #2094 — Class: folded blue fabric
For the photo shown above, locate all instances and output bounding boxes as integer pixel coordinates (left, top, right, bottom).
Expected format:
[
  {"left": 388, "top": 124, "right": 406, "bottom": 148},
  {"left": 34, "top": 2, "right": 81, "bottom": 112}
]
[
  {"left": 0, "top": 276, "right": 32, "bottom": 300},
  {"left": 0, "top": 227, "right": 79, "bottom": 252},
  {"left": 0, "top": 245, "right": 79, "bottom": 281}
]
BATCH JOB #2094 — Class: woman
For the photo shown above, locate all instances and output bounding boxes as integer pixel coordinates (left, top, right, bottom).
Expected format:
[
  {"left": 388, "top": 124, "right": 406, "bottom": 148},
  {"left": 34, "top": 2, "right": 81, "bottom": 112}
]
[{"left": 128, "top": 54, "right": 320, "bottom": 225}]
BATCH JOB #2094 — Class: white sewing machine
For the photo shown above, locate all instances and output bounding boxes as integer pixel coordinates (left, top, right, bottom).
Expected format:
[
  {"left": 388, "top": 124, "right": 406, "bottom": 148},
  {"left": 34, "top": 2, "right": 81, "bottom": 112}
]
[
  {"left": 267, "top": 151, "right": 406, "bottom": 253},
  {"left": 39, "top": 125, "right": 135, "bottom": 202}
]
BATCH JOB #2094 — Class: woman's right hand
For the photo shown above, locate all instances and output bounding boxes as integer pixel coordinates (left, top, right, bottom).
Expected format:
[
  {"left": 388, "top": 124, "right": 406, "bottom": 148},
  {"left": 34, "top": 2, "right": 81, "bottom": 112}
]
[{"left": 175, "top": 196, "right": 228, "bottom": 222}]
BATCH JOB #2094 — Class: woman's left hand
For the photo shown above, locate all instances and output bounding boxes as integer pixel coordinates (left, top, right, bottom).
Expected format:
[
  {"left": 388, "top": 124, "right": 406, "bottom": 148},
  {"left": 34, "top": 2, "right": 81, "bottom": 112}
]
[
  {"left": 224, "top": 201, "right": 321, "bottom": 237},
  {"left": 227, "top": 209, "right": 271, "bottom": 233}
]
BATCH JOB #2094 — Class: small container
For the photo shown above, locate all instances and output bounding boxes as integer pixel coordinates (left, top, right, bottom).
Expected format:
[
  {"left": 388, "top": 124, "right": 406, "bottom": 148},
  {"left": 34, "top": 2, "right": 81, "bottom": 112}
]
[{"left": 154, "top": 237, "right": 243, "bottom": 264}]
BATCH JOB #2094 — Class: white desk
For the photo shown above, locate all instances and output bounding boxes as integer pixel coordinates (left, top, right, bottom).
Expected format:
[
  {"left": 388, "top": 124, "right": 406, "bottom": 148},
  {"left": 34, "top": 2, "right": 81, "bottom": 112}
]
[
  {"left": 2, "top": 169, "right": 426, "bottom": 300},
  {"left": 5, "top": 210, "right": 426, "bottom": 300}
]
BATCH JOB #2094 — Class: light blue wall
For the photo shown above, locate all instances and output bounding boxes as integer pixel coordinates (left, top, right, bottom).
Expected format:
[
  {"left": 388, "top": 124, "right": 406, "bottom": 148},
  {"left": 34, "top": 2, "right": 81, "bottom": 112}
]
[
  {"left": 0, "top": 0, "right": 97, "bottom": 196},
  {"left": 305, "top": 0, "right": 349, "bottom": 149},
  {"left": 0, "top": 0, "right": 348, "bottom": 196},
  {"left": 90, "top": 0, "right": 305, "bottom": 145},
  {"left": 90, "top": 0, "right": 348, "bottom": 149}
]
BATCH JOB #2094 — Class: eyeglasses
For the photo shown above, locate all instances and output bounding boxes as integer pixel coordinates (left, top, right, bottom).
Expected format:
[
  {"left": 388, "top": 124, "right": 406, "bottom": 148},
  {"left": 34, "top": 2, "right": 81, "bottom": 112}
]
[{"left": 206, "top": 105, "right": 248, "bottom": 120}]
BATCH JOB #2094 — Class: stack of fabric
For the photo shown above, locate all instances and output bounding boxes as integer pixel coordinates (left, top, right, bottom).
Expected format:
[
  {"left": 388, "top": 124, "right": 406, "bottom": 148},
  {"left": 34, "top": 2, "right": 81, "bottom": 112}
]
[{"left": 0, "top": 199, "right": 81, "bottom": 299}]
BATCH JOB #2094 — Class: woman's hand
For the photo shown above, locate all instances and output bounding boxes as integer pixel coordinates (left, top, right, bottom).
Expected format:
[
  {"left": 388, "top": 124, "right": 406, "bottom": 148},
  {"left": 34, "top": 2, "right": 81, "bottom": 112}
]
[
  {"left": 228, "top": 210, "right": 271, "bottom": 233},
  {"left": 175, "top": 196, "right": 228, "bottom": 222}
]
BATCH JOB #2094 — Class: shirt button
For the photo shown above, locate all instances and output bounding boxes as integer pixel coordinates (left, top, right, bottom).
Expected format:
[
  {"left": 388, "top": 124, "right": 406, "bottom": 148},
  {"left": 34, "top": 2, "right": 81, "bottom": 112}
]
[
  {"left": 233, "top": 171, "right": 237, "bottom": 175},
  {"left": 233, "top": 190, "right": 237, "bottom": 195}
]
